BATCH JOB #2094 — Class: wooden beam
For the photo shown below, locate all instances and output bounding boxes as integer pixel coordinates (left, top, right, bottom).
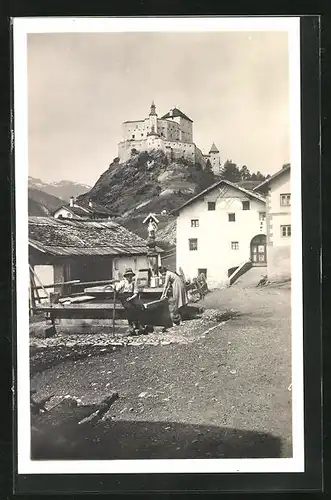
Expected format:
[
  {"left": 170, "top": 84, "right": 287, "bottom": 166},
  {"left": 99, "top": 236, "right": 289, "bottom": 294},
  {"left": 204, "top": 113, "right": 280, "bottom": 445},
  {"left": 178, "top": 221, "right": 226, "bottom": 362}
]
[{"left": 32, "top": 278, "right": 116, "bottom": 291}]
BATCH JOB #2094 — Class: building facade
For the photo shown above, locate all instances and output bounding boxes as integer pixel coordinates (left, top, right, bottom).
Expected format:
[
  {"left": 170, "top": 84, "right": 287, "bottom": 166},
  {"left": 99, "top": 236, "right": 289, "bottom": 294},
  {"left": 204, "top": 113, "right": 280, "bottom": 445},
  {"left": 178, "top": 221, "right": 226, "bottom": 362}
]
[
  {"left": 174, "top": 180, "right": 267, "bottom": 288},
  {"left": 118, "top": 102, "right": 221, "bottom": 174},
  {"left": 254, "top": 165, "right": 291, "bottom": 281}
]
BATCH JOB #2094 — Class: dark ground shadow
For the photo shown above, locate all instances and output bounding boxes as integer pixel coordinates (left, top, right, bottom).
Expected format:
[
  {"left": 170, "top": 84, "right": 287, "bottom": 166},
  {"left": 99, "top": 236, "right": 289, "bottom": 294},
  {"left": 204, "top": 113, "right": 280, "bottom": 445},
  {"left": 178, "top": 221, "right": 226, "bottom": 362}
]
[{"left": 31, "top": 416, "right": 286, "bottom": 460}]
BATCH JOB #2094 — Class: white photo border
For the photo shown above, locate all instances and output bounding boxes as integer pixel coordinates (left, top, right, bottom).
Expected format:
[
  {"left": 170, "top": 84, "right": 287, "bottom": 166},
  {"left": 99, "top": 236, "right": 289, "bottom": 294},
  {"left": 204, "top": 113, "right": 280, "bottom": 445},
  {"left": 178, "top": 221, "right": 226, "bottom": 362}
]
[{"left": 13, "top": 16, "right": 303, "bottom": 475}]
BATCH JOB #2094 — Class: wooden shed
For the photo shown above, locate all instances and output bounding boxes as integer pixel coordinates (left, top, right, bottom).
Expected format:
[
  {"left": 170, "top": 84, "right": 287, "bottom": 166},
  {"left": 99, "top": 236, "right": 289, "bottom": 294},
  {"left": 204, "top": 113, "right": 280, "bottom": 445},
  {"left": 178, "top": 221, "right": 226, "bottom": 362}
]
[{"left": 29, "top": 217, "right": 162, "bottom": 296}]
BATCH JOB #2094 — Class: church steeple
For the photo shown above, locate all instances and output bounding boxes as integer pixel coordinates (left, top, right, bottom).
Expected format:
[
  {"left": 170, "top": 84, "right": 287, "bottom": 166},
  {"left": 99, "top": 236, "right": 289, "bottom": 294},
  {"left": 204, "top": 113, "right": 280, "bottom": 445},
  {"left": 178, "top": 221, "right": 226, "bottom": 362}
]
[{"left": 149, "top": 100, "right": 157, "bottom": 116}]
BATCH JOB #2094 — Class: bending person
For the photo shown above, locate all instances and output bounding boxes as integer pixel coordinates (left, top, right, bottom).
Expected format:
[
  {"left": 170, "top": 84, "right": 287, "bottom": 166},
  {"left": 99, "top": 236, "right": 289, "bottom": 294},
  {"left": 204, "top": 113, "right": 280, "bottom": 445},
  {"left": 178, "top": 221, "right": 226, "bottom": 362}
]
[{"left": 160, "top": 266, "right": 188, "bottom": 325}]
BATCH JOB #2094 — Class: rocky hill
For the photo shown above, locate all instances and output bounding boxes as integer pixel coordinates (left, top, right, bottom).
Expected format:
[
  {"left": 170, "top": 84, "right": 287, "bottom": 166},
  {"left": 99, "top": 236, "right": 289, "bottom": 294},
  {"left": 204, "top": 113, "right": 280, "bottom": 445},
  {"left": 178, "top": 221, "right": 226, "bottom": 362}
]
[
  {"left": 29, "top": 177, "right": 91, "bottom": 202},
  {"left": 77, "top": 149, "right": 216, "bottom": 217}
]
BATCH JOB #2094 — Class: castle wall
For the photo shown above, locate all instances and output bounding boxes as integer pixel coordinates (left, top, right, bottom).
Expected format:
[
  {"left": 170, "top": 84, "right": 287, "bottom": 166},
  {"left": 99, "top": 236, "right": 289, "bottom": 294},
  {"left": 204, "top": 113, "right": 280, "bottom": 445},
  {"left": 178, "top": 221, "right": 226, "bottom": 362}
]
[
  {"left": 179, "top": 118, "right": 193, "bottom": 143},
  {"left": 157, "top": 119, "right": 180, "bottom": 141},
  {"left": 118, "top": 107, "right": 209, "bottom": 166},
  {"left": 118, "top": 137, "right": 208, "bottom": 166},
  {"left": 195, "top": 146, "right": 207, "bottom": 168},
  {"left": 122, "top": 121, "right": 147, "bottom": 141},
  {"left": 163, "top": 116, "right": 193, "bottom": 142},
  {"left": 118, "top": 139, "right": 147, "bottom": 162}
]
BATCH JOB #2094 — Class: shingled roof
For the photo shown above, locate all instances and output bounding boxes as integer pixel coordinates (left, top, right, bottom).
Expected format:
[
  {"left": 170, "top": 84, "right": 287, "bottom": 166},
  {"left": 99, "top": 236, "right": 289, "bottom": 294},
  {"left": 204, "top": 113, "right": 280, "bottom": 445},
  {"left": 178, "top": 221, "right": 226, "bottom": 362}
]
[
  {"left": 29, "top": 217, "right": 162, "bottom": 257},
  {"left": 161, "top": 107, "right": 193, "bottom": 123}
]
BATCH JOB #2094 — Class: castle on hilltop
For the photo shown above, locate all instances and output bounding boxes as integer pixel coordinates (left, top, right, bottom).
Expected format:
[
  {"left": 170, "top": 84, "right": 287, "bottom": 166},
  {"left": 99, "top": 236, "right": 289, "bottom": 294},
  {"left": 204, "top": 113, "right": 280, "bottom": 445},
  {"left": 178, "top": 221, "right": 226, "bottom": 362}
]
[{"left": 117, "top": 102, "right": 221, "bottom": 174}]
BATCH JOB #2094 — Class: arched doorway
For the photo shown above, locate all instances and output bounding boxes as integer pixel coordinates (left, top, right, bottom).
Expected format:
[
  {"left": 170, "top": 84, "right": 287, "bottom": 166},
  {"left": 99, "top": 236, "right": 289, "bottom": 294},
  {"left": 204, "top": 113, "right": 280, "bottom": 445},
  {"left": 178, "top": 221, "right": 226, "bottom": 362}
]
[{"left": 250, "top": 234, "right": 267, "bottom": 265}]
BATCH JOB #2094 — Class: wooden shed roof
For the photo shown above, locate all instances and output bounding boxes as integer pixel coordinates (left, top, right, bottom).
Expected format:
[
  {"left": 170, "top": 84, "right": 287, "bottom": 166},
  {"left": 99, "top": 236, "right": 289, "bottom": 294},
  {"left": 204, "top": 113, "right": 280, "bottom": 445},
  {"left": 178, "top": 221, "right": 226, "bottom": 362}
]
[{"left": 29, "top": 217, "right": 162, "bottom": 257}]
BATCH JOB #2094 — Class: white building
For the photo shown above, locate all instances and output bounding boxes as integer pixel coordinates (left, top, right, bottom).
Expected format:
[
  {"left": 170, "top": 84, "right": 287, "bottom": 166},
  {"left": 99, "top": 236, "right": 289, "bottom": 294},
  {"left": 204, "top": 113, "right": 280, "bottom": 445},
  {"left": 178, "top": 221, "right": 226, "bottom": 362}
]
[
  {"left": 117, "top": 102, "right": 221, "bottom": 174},
  {"left": 254, "top": 164, "right": 291, "bottom": 281},
  {"left": 53, "top": 197, "right": 116, "bottom": 220},
  {"left": 174, "top": 180, "right": 267, "bottom": 288}
]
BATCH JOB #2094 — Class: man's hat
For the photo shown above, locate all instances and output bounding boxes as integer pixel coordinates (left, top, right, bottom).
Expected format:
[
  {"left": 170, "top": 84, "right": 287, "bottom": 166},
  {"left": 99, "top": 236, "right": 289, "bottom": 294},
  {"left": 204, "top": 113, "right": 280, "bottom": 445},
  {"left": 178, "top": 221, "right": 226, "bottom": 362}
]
[{"left": 123, "top": 268, "right": 135, "bottom": 278}]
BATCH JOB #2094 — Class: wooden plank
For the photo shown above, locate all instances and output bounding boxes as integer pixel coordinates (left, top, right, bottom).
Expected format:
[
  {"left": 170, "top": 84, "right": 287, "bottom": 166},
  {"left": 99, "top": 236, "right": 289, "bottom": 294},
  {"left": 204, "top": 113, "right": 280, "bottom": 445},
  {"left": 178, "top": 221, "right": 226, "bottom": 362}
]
[
  {"left": 32, "top": 279, "right": 116, "bottom": 292},
  {"left": 58, "top": 295, "right": 96, "bottom": 304},
  {"left": 34, "top": 303, "right": 125, "bottom": 310},
  {"left": 34, "top": 309, "right": 126, "bottom": 320},
  {"left": 31, "top": 280, "right": 81, "bottom": 291},
  {"left": 84, "top": 286, "right": 164, "bottom": 294}
]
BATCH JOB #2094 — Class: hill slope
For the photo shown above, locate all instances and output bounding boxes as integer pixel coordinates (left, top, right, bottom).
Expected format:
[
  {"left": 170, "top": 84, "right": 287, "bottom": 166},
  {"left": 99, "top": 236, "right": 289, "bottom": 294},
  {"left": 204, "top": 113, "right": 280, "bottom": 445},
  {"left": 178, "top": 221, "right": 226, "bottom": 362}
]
[
  {"left": 78, "top": 149, "right": 215, "bottom": 217},
  {"left": 28, "top": 188, "right": 64, "bottom": 216}
]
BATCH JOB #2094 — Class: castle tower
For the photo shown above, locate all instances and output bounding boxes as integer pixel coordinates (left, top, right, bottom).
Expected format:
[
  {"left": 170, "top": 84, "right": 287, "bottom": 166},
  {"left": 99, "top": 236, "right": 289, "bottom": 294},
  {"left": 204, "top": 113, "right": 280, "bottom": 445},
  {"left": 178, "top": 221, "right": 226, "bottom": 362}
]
[
  {"left": 209, "top": 143, "right": 221, "bottom": 175},
  {"left": 148, "top": 100, "right": 158, "bottom": 135}
]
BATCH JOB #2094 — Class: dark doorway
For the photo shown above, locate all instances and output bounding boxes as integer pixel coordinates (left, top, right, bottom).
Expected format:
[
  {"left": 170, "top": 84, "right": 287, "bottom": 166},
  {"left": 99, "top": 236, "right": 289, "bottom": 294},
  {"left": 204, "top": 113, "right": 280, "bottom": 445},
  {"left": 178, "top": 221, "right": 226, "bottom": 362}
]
[
  {"left": 250, "top": 234, "right": 267, "bottom": 265},
  {"left": 198, "top": 268, "right": 207, "bottom": 278},
  {"left": 68, "top": 256, "right": 113, "bottom": 292}
]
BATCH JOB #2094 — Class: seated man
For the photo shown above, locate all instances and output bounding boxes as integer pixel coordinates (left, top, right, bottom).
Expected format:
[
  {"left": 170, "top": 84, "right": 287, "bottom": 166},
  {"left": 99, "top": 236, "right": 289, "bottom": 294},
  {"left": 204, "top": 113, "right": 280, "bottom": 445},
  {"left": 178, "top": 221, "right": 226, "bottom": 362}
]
[{"left": 115, "top": 268, "right": 145, "bottom": 335}]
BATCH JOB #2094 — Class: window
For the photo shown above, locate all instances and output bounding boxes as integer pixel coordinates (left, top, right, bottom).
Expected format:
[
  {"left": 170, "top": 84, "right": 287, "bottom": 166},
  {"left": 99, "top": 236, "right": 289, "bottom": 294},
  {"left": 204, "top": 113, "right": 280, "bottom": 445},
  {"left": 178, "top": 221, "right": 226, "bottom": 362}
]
[
  {"left": 281, "top": 225, "right": 291, "bottom": 237},
  {"left": 228, "top": 213, "right": 235, "bottom": 222},
  {"left": 189, "top": 238, "right": 198, "bottom": 251},
  {"left": 242, "top": 201, "right": 250, "bottom": 210},
  {"left": 259, "top": 212, "right": 266, "bottom": 221},
  {"left": 208, "top": 201, "right": 216, "bottom": 211},
  {"left": 191, "top": 219, "right": 199, "bottom": 227},
  {"left": 231, "top": 241, "right": 239, "bottom": 250},
  {"left": 280, "top": 193, "right": 291, "bottom": 206}
]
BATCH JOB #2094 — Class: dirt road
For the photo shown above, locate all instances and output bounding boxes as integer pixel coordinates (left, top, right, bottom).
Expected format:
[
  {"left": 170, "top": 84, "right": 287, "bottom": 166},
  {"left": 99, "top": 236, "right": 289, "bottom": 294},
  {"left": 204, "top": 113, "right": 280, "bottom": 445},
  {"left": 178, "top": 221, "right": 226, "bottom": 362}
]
[{"left": 31, "top": 283, "right": 292, "bottom": 460}]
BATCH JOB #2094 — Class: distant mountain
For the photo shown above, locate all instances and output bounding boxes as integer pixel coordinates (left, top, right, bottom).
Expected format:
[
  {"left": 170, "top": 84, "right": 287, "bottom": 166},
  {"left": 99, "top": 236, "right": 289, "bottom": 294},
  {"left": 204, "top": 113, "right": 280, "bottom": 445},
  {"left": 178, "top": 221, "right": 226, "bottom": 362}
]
[
  {"left": 28, "top": 187, "right": 64, "bottom": 216},
  {"left": 28, "top": 177, "right": 91, "bottom": 202}
]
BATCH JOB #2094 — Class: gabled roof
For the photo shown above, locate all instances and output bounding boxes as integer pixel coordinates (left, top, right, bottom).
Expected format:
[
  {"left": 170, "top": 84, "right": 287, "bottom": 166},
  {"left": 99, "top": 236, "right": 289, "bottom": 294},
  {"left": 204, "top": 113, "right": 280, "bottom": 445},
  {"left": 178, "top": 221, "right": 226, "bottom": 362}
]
[
  {"left": 253, "top": 164, "right": 291, "bottom": 191},
  {"left": 209, "top": 143, "right": 219, "bottom": 153},
  {"left": 161, "top": 108, "right": 193, "bottom": 123},
  {"left": 55, "top": 202, "right": 117, "bottom": 218},
  {"left": 171, "top": 179, "right": 266, "bottom": 215},
  {"left": 56, "top": 205, "right": 87, "bottom": 217},
  {"left": 29, "top": 217, "right": 163, "bottom": 257},
  {"left": 143, "top": 213, "right": 159, "bottom": 224}
]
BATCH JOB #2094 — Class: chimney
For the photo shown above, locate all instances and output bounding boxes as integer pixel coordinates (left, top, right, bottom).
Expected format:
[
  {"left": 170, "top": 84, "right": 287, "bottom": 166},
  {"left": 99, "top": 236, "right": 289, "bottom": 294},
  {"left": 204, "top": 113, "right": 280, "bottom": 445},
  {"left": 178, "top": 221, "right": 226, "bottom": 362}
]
[
  {"left": 88, "top": 199, "right": 93, "bottom": 208},
  {"left": 69, "top": 196, "right": 75, "bottom": 207}
]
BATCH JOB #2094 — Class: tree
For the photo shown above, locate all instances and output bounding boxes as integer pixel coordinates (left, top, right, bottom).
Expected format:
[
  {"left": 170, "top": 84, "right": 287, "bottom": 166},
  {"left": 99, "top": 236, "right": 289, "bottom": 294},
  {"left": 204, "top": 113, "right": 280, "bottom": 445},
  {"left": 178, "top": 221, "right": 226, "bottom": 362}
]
[
  {"left": 221, "top": 160, "right": 241, "bottom": 183},
  {"left": 240, "top": 165, "right": 251, "bottom": 180},
  {"left": 255, "top": 171, "right": 266, "bottom": 182}
]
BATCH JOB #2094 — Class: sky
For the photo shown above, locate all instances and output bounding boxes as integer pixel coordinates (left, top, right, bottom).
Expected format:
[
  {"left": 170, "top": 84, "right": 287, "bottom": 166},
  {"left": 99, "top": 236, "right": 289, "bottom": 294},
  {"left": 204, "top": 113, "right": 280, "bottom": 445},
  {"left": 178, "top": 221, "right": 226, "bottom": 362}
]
[{"left": 28, "top": 31, "right": 290, "bottom": 186}]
